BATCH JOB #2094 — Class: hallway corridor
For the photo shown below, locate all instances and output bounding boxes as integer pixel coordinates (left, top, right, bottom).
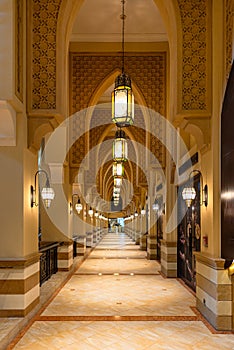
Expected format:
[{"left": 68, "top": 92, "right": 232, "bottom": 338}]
[{"left": 7, "top": 233, "right": 234, "bottom": 350}]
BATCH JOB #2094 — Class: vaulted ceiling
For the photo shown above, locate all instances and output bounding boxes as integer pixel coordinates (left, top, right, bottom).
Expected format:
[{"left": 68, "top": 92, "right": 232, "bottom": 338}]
[
  {"left": 71, "top": 0, "right": 167, "bottom": 43},
  {"left": 69, "top": 0, "right": 168, "bottom": 215}
]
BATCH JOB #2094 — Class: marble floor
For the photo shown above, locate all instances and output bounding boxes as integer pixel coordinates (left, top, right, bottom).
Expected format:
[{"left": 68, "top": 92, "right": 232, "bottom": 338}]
[{"left": 5, "top": 233, "right": 234, "bottom": 349}]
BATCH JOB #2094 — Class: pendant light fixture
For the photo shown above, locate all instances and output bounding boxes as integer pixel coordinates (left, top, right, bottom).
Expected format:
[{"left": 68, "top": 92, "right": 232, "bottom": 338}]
[
  {"left": 114, "top": 177, "right": 122, "bottom": 187},
  {"left": 113, "top": 129, "right": 128, "bottom": 162},
  {"left": 112, "top": 0, "right": 134, "bottom": 127},
  {"left": 112, "top": 161, "right": 124, "bottom": 177}
]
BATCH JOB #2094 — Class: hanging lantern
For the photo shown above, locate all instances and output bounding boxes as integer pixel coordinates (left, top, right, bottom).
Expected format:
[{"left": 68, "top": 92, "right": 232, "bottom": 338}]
[
  {"left": 112, "top": 74, "right": 134, "bottom": 127},
  {"left": 113, "top": 129, "right": 128, "bottom": 162},
  {"left": 111, "top": 0, "right": 134, "bottom": 127},
  {"left": 112, "top": 161, "right": 124, "bottom": 177},
  {"left": 114, "top": 177, "right": 122, "bottom": 187},
  {"left": 113, "top": 187, "right": 120, "bottom": 195}
]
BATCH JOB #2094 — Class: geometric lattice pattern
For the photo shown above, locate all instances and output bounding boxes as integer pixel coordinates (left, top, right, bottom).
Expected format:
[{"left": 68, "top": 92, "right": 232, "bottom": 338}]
[
  {"left": 70, "top": 53, "right": 166, "bottom": 169},
  {"left": 226, "top": 0, "right": 234, "bottom": 79},
  {"left": 70, "top": 54, "right": 166, "bottom": 116},
  {"left": 178, "top": 0, "right": 209, "bottom": 110},
  {"left": 31, "top": 0, "right": 62, "bottom": 109}
]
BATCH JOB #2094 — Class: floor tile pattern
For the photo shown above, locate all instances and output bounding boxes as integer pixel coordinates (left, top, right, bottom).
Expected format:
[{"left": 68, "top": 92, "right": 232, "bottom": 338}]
[{"left": 6, "top": 232, "right": 234, "bottom": 349}]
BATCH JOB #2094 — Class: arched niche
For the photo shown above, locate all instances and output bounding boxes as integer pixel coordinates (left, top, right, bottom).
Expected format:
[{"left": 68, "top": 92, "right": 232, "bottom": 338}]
[{"left": 57, "top": 0, "right": 179, "bottom": 121}]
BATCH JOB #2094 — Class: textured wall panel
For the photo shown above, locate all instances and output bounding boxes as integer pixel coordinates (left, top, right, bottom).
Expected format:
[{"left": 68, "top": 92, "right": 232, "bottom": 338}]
[{"left": 178, "top": 0, "right": 209, "bottom": 111}]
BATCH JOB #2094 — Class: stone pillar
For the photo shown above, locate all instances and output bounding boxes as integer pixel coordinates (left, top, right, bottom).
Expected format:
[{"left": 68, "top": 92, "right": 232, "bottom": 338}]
[
  {"left": 135, "top": 214, "right": 141, "bottom": 244},
  {"left": 0, "top": 254, "right": 40, "bottom": 317},
  {"left": 76, "top": 236, "right": 86, "bottom": 256},
  {"left": 147, "top": 197, "right": 157, "bottom": 260},
  {"left": 58, "top": 241, "right": 73, "bottom": 271},
  {"left": 194, "top": 252, "right": 233, "bottom": 331},
  {"left": 0, "top": 112, "right": 40, "bottom": 316},
  {"left": 160, "top": 240, "right": 177, "bottom": 277},
  {"left": 140, "top": 212, "right": 147, "bottom": 250}
]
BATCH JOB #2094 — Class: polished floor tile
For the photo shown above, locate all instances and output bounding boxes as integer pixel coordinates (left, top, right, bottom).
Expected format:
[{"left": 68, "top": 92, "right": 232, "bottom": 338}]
[
  {"left": 7, "top": 232, "right": 234, "bottom": 350},
  {"left": 13, "top": 321, "right": 234, "bottom": 350}
]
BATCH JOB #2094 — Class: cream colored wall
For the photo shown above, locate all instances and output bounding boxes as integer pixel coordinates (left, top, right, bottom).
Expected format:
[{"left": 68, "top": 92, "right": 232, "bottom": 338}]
[
  {"left": 0, "top": 113, "right": 38, "bottom": 258},
  {"left": 197, "top": 0, "right": 226, "bottom": 258},
  {"left": 0, "top": 0, "right": 14, "bottom": 100},
  {"left": 24, "top": 143, "right": 39, "bottom": 256},
  {"left": 200, "top": 149, "right": 214, "bottom": 254}
]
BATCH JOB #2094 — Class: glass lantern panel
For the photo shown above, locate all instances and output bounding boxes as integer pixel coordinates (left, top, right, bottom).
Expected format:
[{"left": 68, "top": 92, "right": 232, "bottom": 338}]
[
  {"left": 114, "top": 177, "right": 122, "bottom": 187},
  {"left": 114, "top": 89, "right": 128, "bottom": 119}
]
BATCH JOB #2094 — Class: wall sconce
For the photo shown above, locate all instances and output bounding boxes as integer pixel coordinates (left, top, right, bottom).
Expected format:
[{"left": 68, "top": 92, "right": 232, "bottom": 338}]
[
  {"left": 141, "top": 206, "right": 146, "bottom": 216},
  {"left": 94, "top": 211, "right": 99, "bottom": 218},
  {"left": 31, "top": 170, "right": 55, "bottom": 208},
  {"left": 71, "top": 194, "right": 83, "bottom": 214},
  {"left": 182, "top": 170, "right": 208, "bottom": 207},
  {"left": 152, "top": 201, "right": 160, "bottom": 212},
  {"left": 88, "top": 207, "right": 94, "bottom": 217},
  {"left": 134, "top": 210, "right": 138, "bottom": 217},
  {"left": 152, "top": 194, "right": 161, "bottom": 212}
]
